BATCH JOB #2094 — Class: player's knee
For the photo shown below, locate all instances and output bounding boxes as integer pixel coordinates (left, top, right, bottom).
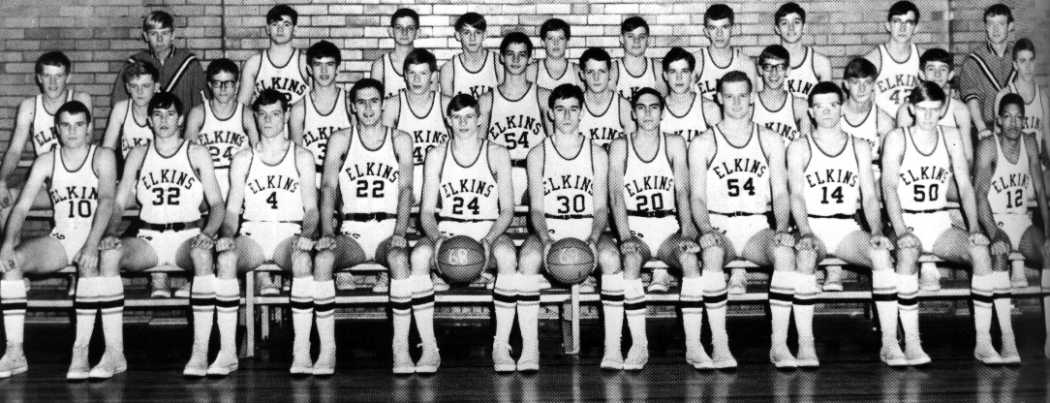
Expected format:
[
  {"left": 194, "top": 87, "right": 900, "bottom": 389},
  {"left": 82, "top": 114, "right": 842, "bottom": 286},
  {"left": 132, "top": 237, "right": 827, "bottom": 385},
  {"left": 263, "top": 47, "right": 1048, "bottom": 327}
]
[
  {"left": 597, "top": 246, "right": 620, "bottom": 274},
  {"left": 313, "top": 250, "right": 335, "bottom": 269},
  {"left": 518, "top": 247, "right": 542, "bottom": 272}
]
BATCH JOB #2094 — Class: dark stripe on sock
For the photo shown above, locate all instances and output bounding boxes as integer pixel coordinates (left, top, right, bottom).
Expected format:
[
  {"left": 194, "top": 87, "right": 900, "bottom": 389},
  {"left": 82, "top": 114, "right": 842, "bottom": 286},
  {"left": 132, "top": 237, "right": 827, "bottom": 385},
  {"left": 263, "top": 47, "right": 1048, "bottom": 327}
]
[
  {"left": 600, "top": 293, "right": 625, "bottom": 302},
  {"left": 412, "top": 294, "right": 435, "bottom": 306},
  {"left": 971, "top": 293, "right": 994, "bottom": 304},
  {"left": 992, "top": 292, "right": 1012, "bottom": 299},
  {"left": 290, "top": 300, "right": 313, "bottom": 310},
  {"left": 517, "top": 294, "right": 540, "bottom": 303},
  {"left": 390, "top": 300, "right": 413, "bottom": 311},
  {"left": 313, "top": 302, "right": 335, "bottom": 313},
  {"left": 215, "top": 298, "right": 240, "bottom": 308},
  {"left": 0, "top": 302, "right": 27, "bottom": 311},
  {"left": 768, "top": 291, "right": 794, "bottom": 303},
  {"left": 97, "top": 299, "right": 125, "bottom": 309},
  {"left": 190, "top": 297, "right": 215, "bottom": 307},
  {"left": 705, "top": 293, "right": 728, "bottom": 304},
  {"left": 73, "top": 301, "right": 98, "bottom": 310},
  {"left": 792, "top": 297, "right": 816, "bottom": 306},
  {"left": 493, "top": 292, "right": 517, "bottom": 304},
  {"left": 624, "top": 301, "right": 647, "bottom": 311},
  {"left": 897, "top": 297, "right": 918, "bottom": 307},
  {"left": 677, "top": 299, "right": 703, "bottom": 309},
  {"left": 872, "top": 293, "right": 897, "bottom": 302}
]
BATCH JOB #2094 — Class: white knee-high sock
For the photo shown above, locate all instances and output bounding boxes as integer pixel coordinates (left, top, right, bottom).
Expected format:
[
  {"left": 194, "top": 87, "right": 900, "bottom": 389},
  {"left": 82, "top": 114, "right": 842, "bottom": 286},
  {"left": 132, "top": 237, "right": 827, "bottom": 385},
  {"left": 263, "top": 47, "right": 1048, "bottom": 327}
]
[
  {"left": 793, "top": 273, "right": 819, "bottom": 345},
  {"left": 679, "top": 276, "right": 704, "bottom": 348},
  {"left": 410, "top": 274, "right": 437, "bottom": 347},
  {"left": 703, "top": 271, "right": 730, "bottom": 349},
  {"left": 871, "top": 270, "right": 899, "bottom": 344},
  {"left": 213, "top": 278, "right": 240, "bottom": 355},
  {"left": 769, "top": 271, "right": 796, "bottom": 346},
  {"left": 623, "top": 278, "right": 647, "bottom": 347},
  {"left": 313, "top": 280, "right": 336, "bottom": 352},
  {"left": 897, "top": 274, "right": 921, "bottom": 342},
  {"left": 492, "top": 273, "right": 518, "bottom": 344},
  {"left": 991, "top": 271, "right": 1014, "bottom": 338},
  {"left": 970, "top": 273, "right": 995, "bottom": 344},
  {"left": 600, "top": 274, "right": 625, "bottom": 352},
  {"left": 1, "top": 280, "right": 27, "bottom": 347},
  {"left": 517, "top": 274, "right": 542, "bottom": 351},
  {"left": 390, "top": 278, "right": 413, "bottom": 348},
  {"left": 97, "top": 276, "right": 124, "bottom": 353},
  {"left": 290, "top": 277, "right": 315, "bottom": 354},
  {"left": 73, "top": 277, "right": 99, "bottom": 347},
  {"left": 190, "top": 275, "right": 216, "bottom": 351}
]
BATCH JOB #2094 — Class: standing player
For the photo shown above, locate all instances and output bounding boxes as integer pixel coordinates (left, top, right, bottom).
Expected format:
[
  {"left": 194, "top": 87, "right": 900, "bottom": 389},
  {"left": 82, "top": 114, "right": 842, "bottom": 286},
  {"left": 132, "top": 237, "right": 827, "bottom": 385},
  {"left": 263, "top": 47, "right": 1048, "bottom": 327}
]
[
  {"left": 689, "top": 71, "right": 794, "bottom": 368},
  {"left": 290, "top": 40, "right": 352, "bottom": 184},
  {"left": 608, "top": 88, "right": 700, "bottom": 371},
  {"left": 111, "top": 11, "right": 206, "bottom": 110},
  {"left": 371, "top": 8, "right": 419, "bottom": 99},
  {"left": 102, "top": 62, "right": 159, "bottom": 158},
  {"left": 896, "top": 49, "right": 973, "bottom": 162},
  {"left": 660, "top": 47, "right": 720, "bottom": 143},
  {"left": 0, "top": 102, "right": 115, "bottom": 379},
  {"left": 994, "top": 39, "right": 1048, "bottom": 151},
  {"left": 773, "top": 2, "right": 832, "bottom": 98},
  {"left": 694, "top": 4, "right": 759, "bottom": 100},
  {"left": 411, "top": 94, "right": 517, "bottom": 372},
  {"left": 840, "top": 58, "right": 896, "bottom": 153},
  {"left": 440, "top": 12, "right": 500, "bottom": 99},
  {"left": 612, "top": 16, "right": 664, "bottom": 100},
  {"left": 239, "top": 4, "right": 310, "bottom": 105},
  {"left": 95, "top": 92, "right": 226, "bottom": 379},
  {"left": 787, "top": 82, "right": 905, "bottom": 367},
  {"left": 212, "top": 89, "right": 318, "bottom": 376},
  {"left": 960, "top": 4, "right": 1017, "bottom": 137},
  {"left": 530, "top": 19, "right": 581, "bottom": 91},
  {"left": 864, "top": 1, "right": 922, "bottom": 116},
  {"left": 315, "top": 79, "right": 417, "bottom": 374},
  {"left": 881, "top": 82, "right": 1006, "bottom": 365},
  {"left": 578, "top": 48, "right": 634, "bottom": 148},
  {"left": 752, "top": 45, "right": 810, "bottom": 142}
]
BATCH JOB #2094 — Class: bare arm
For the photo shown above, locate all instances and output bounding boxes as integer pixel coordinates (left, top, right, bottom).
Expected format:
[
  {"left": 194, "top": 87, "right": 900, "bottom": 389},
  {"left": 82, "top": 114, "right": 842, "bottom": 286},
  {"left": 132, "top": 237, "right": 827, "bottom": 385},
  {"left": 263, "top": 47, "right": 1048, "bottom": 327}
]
[
  {"left": 392, "top": 130, "right": 415, "bottom": 238},
  {"left": 525, "top": 145, "right": 550, "bottom": 243},
  {"left": 618, "top": 96, "right": 636, "bottom": 136},
  {"left": 793, "top": 96, "right": 811, "bottom": 135},
  {"left": 0, "top": 98, "right": 35, "bottom": 187},
  {"left": 763, "top": 129, "right": 791, "bottom": 232},
  {"left": 439, "top": 60, "right": 454, "bottom": 97},
  {"left": 484, "top": 144, "right": 514, "bottom": 243},
  {"left": 653, "top": 63, "right": 668, "bottom": 96},
  {"left": 370, "top": 58, "right": 383, "bottom": 81},
  {"left": 288, "top": 100, "right": 306, "bottom": 146},
  {"left": 221, "top": 149, "right": 251, "bottom": 238},
  {"left": 537, "top": 88, "right": 552, "bottom": 136},
  {"left": 109, "top": 146, "right": 147, "bottom": 236},
  {"left": 813, "top": 52, "right": 832, "bottom": 82},
  {"left": 238, "top": 55, "right": 261, "bottom": 105},
  {"left": 944, "top": 127, "right": 980, "bottom": 233},
  {"left": 83, "top": 148, "right": 117, "bottom": 249},
  {"left": 688, "top": 132, "right": 716, "bottom": 232},
  {"left": 786, "top": 138, "right": 813, "bottom": 235},
  {"left": 589, "top": 145, "right": 610, "bottom": 243},
  {"left": 294, "top": 146, "right": 319, "bottom": 238},
  {"left": 319, "top": 129, "right": 350, "bottom": 238},
  {"left": 419, "top": 144, "right": 445, "bottom": 240},
  {"left": 668, "top": 134, "right": 696, "bottom": 238},
  {"left": 382, "top": 95, "right": 400, "bottom": 128},
  {"left": 854, "top": 140, "right": 884, "bottom": 235},
  {"left": 1025, "top": 133, "right": 1050, "bottom": 235},
  {"left": 241, "top": 104, "right": 260, "bottom": 147},
  {"left": 880, "top": 129, "right": 909, "bottom": 236},
  {"left": 973, "top": 137, "right": 999, "bottom": 238},
  {"left": 607, "top": 138, "right": 631, "bottom": 240},
  {"left": 101, "top": 100, "right": 128, "bottom": 152},
  {"left": 183, "top": 104, "right": 206, "bottom": 144},
  {"left": 955, "top": 102, "right": 974, "bottom": 166},
  {"left": 189, "top": 144, "right": 226, "bottom": 237},
  {"left": 0, "top": 155, "right": 50, "bottom": 249}
]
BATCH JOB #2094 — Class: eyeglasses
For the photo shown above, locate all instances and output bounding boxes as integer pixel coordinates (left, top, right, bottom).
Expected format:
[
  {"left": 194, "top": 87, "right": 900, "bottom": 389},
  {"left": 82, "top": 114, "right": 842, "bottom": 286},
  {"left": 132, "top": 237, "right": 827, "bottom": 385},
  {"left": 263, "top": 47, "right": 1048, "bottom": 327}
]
[
  {"left": 760, "top": 63, "right": 787, "bottom": 72},
  {"left": 393, "top": 25, "right": 418, "bottom": 33},
  {"left": 209, "top": 80, "right": 236, "bottom": 89}
]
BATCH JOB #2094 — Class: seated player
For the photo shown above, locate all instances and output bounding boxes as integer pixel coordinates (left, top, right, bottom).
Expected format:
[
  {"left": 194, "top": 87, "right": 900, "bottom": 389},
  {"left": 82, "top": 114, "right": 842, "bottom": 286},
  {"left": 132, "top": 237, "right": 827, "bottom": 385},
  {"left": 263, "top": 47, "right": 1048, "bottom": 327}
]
[
  {"left": 786, "top": 82, "right": 904, "bottom": 367},
  {"left": 578, "top": 47, "right": 634, "bottom": 148},
  {"left": 975, "top": 93, "right": 1048, "bottom": 364},
  {"left": 518, "top": 84, "right": 618, "bottom": 372},
  {"left": 411, "top": 94, "right": 517, "bottom": 373},
  {"left": 752, "top": 45, "right": 810, "bottom": 142},
  {"left": 608, "top": 87, "right": 701, "bottom": 371},
  {"left": 201, "top": 89, "right": 317, "bottom": 377},
  {"left": 315, "top": 79, "right": 420, "bottom": 374},
  {"left": 96, "top": 92, "right": 226, "bottom": 379},
  {"left": 0, "top": 101, "right": 115, "bottom": 379},
  {"left": 689, "top": 71, "right": 794, "bottom": 369},
  {"left": 881, "top": 81, "right": 1005, "bottom": 365}
]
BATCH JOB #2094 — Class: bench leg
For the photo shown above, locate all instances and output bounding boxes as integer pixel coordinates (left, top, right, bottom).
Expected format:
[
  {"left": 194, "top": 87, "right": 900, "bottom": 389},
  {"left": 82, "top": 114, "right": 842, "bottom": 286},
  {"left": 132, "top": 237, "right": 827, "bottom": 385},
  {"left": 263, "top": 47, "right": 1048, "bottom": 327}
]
[
  {"left": 261, "top": 305, "right": 271, "bottom": 341},
  {"left": 561, "top": 284, "right": 581, "bottom": 355},
  {"left": 1042, "top": 268, "right": 1050, "bottom": 359},
  {"left": 245, "top": 272, "right": 255, "bottom": 359}
]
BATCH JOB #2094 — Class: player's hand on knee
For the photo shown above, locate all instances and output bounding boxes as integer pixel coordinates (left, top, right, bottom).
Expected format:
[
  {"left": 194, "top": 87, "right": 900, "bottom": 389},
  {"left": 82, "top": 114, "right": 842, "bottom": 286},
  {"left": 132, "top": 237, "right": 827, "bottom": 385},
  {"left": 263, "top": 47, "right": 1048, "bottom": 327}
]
[
  {"left": 968, "top": 232, "right": 990, "bottom": 247},
  {"left": 698, "top": 232, "right": 719, "bottom": 250},
  {"left": 294, "top": 236, "right": 315, "bottom": 253},
  {"left": 390, "top": 234, "right": 408, "bottom": 249},
  {"left": 0, "top": 187, "right": 11, "bottom": 209},
  {"left": 869, "top": 234, "right": 893, "bottom": 251},
  {"left": 98, "top": 236, "right": 121, "bottom": 251},
  {"left": 895, "top": 232, "right": 920, "bottom": 250},
  {"left": 0, "top": 246, "right": 15, "bottom": 273},
  {"left": 619, "top": 239, "right": 639, "bottom": 256},
  {"left": 773, "top": 231, "right": 795, "bottom": 248},
  {"left": 990, "top": 239, "right": 1010, "bottom": 256},
  {"left": 74, "top": 244, "right": 99, "bottom": 273},
  {"left": 215, "top": 237, "right": 235, "bottom": 253},
  {"left": 315, "top": 235, "right": 336, "bottom": 251},
  {"left": 795, "top": 235, "right": 817, "bottom": 252},
  {"left": 678, "top": 239, "right": 700, "bottom": 254},
  {"left": 192, "top": 233, "right": 217, "bottom": 250}
]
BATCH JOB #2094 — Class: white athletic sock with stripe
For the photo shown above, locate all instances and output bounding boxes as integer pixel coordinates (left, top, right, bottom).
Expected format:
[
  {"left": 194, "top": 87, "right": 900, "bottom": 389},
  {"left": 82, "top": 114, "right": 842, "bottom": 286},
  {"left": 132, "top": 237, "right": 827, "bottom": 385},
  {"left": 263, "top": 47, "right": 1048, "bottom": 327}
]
[
  {"left": 410, "top": 274, "right": 437, "bottom": 347},
  {"left": 703, "top": 271, "right": 730, "bottom": 350},
  {"left": 793, "top": 273, "right": 819, "bottom": 345},
  {"left": 1, "top": 280, "right": 27, "bottom": 347},
  {"left": 897, "top": 274, "right": 920, "bottom": 342},
  {"left": 493, "top": 273, "right": 518, "bottom": 345},
  {"left": 679, "top": 276, "right": 704, "bottom": 349},
  {"left": 600, "top": 274, "right": 624, "bottom": 352},
  {"left": 871, "top": 270, "right": 899, "bottom": 344},
  {"left": 991, "top": 271, "right": 1014, "bottom": 338},
  {"left": 970, "top": 273, "right": 995, "bottom": 345},
  {"left": 516, "top": 274, "right": 542, "bottom": 353},
  {"left": 390, "top": 278, "right": 413, "bottom": 348},
  {"left": 190, "top": 275, "right": 216, "bottom": 352},
  {"left": 290, "top": 277, "right": 315, "bottom": 357},
  {"left": 213, "top": 278, "right": 240, "bottom": 355},
  {"left": 98, "top": 276, "right": 124, "bottom": 353},
  {"left": 73, "top": 277, "right": 99, "bottom": 348},
  {"left": 769, "top": 271, "right": 795, "bottom": 347},
  {"left": 313, "top": 280, "right": 336, "bottom": 352},
  {"left": 623, "top": 278, "right": 647, "bottom": 347}
]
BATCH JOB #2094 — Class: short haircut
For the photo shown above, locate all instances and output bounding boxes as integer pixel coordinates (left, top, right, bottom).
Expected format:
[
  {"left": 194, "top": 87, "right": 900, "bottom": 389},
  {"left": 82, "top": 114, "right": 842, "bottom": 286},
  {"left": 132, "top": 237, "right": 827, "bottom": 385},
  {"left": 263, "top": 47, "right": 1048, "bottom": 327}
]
[
  {"left": 252, "top": 88, "right": 289, "bottom": 112},
  {"left": 122, "top": 61, "right": 160, "bottom": 83},
  {"left": 54, "top": 100, "right": 91, "bottom": 126},
  {"left": 1013, "top": 38, "right": 1035, "bottom": 60},
  {"left": 206, "top": 58, "right": 239, "bottom": 80},
  {"left": 907, "top": 80, "right": 946, "bottom": 105},
  {"left": 499, "top": 31, "right": 533, "bottom": 56},
  {"left": 307, "top": 40, "right": 342, "bottom": 65},
  {"left": 630, "top": 87, "right": 664, "bottom": 109},
  {"left": 548, "top": 83, "right": 585, "bottom": 110},
  {"left": 919, "top": 48, "right": 952, "bottom": 70},
  {"left": 718, "top": 70, "right": 753, "bottom": 94},
  {"left": 540, "top": 18, "right": 571, "bottom": 41},
  {"left": 403, "top": 48, "right": 437, "bottom": 73},
  {"left": 759, "top": 45, "right": 791, "bottom": 66},
  {"left": 142, "top": 10, "right": 174, "bottom": 31},
  {"left": 266, "top": 4, "right": 298, "bottom": 25},
  {"left": 35, "top": 51, "right": 71, "bottom": 75},
  {"left": 662, "top": 47, "right": 696, "bottom": 71},
  {"left": 446, "top": 93, "right": 479, "bottom": 116},
  {"left": 774, "top": 2, "right": 806, "bottom": 25},
  {"left": 808, "top": 81, "right": 844, "bottom": 106},
  {"left": 148, "top": 92, "right": 184, "bottom": 116},
  {"left": 704, "top": 4, "right": 735, "bottom": 25},
  {"left": 843, "top": 57, "right": 878, "bottom": 80},
  {"left": 998, "top": 93, "right": 1025, "bottom": 116},
  {"left": 350, "top": 78, "right": 384, "bottom": 103},
  {"left": 620, "top": 16, "right": 650, "bottom": 35},
  {"left": 887, "top": 1, "right": 920, "bottom": 22},
  {"left": 579, "top": 47, "right": 612, "bottom": 70},
  {"left": 391, "top": 8, "right": 419, "bottom": 27},
  {"left": 454, "top": 12, "right": 486, "bottom": 32},
  {"left": 984, "top": 3, "right": 1014, "bottom": 24}
]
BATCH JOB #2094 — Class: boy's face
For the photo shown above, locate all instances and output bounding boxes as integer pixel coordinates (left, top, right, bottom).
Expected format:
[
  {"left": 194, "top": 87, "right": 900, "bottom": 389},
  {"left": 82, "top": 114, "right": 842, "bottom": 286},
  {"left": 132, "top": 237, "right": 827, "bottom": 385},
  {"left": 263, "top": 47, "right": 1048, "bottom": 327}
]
[
  {"left": 808, "top": 93, "right": 843, "bottom": 129},
  {"left": 390, "top": 16, "right": 418, "bottom": 46},
  {"left": 911, "top": 100, "right": 944, "bottom": 130},
  {"left": 267, "top": 15, "right": 295, "bottom": 45},
  {"left": 663, "top": 59, "right": 693, "bottom": 95},
  {"left": 718, "top": 81, "right": 752, "bottom": 120},
  {"left": 455, "top": 25, "right": 486, "bottom": 53},
  {"left": 36, "top": 64, "right": 69, "bottom": 97},
  {"left": 126, "top": 75, "right": 157, "bottom": 106},
  {"left": 921, "top": 61, "right": 953, "bottom": 88},
  {"left": 351, "top": 87, "right": 383, "bottom": 127},
  {"left": 142, "top": 25, "right": 174, "bottom": 54},
  {"left": 501, "top": 42, "right": 531, "bottom": 76},
  {"left": 209, "top": 71, "right": 238, "bottom": 104},
  {"left": 759, "top": 57, "right": 789, "bottom": 90},
  {"left": 551, "top": 97, "right": 582, "bottom": 135},
  {"left": 404, "top": 63, "right": 434, "bottom": 94},
  {"left": 704, "top": 18, "right": 733, "bottom": 48},
  {"left": 448, "top": 107, "right": 481, "bottom": 136},
  {"left": 775, "top": 13, "right": 805, "bottom": 44},
  {"left": 631, "top": 94, "right": 663, "bottom": 131},
  {"left": 885, "top": 12, "right": 918, "bottom": 43},
  {"left": 581, "top": 59, "right": 610, "bottom": 93},
  {"left": 56, "top": 111, "right": 91, "bottom": 148},
  {"left": 620, "top": 27, "right": 649, "bottom": 57},
  {"left": 844, "top": 76, "right": 875, "bottom": 103},
  {"left": 1013, "top": 49, "right": 1035, "bottom": 78},
  {"left": 254, "top": 102, "right": 286, "bottom": 138},
  {"left": 998, "top": 102, "right": 1024, "bottom": 138},
  {"left": 308, "top": 56, "right": 339, "bottom": 87},
  {"left": 985, "top": 14, "right": 1012, "bottom": 45},
  {"left": 149, "top": 105, "right": 183, "bottom": 139},
  {"left": 543, "top": 30, "right": 568, "bottom": 59}
]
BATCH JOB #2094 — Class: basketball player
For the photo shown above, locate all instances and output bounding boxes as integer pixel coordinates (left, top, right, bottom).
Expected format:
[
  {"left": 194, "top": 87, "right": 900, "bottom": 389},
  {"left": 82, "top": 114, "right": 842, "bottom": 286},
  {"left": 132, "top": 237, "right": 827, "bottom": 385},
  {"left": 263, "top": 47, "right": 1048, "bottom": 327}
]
[
  {"left": 481, "top": 31, "right": 551, "bottom": 204},
  {"left": 694, "top": 4, "right": 759, "bottom": 100},
  {"left": 609, "top": 87, "right": 700, "bottom": 371},
  {"left": 0, "top": 101, "right": 115, "bottom": 379},
  {"left": 612, "top": 16, "right": 664, "bottom": 100},
  {"left": 994, "top": 39, "right": 1048, "bottom": 151},
  {"left": 840, "top": 58, "right": 896, "bottom": 152},
  {"left": 689, "top": 71, "right": 794, "bottom": 369},
  {"left": 412, "top": 94, "right": 517, "bottom": 372},
  {"left": 371, "top": 8, "right": 419, "bottom": 99},
  {"left": 529, "top": 18, "right": 581, "bottom": 91},
  {"left": 211, "top": 88, "right": 318, "bottom": 376},
  {"left": 578, "top": 47, "right": 634, "bottom": 148},
  {"left": 787, "top": 82, "right": 904, "bottom": 367},
  {"left": 773, "top": 2, "right": 833, "bottom": 98},
  {"left": 101, "top": 61, "right": 159, "bottom": 158},
  {"left": 960, "top": 4, "right": 1017, "bottom": 137},
  {"left": 975, "top": 93, "right": 1047, "bottom": 364},
  {"left": 896, "top": 49, "right": 973, "bottom": 162},
  {"left": 753, "top": 45, "right": 810, "bottom": 142},
  {"left": 95, "top": 92, "right": 226, "bottom": 379},
  {"left": 440, "top": 12, "right": 501, "bottom": 99},
  {"left": 881, "top": 81, "right": 1005, "bottom": 365},
  {"left": 290, "top": 40, "right": 352, "bottom": 184},
  {"left": 864, "top": 1, "right": 922, "bottom": 116},
  {"left": 111, "top": 11, "right": 206, "bottom": 110},
  {"left": 239, "top": 4, "right": 310, "bottom": 105},
  {"left": 316, "top": 79, "right": 416, "bottom": 374}
]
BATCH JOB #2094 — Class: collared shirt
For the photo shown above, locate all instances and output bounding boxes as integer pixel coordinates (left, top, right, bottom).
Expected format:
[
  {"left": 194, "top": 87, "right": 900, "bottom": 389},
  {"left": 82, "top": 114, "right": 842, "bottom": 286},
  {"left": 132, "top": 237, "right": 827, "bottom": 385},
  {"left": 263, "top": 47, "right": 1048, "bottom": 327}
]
[
  {"left": 960, "top": 41, "right": 1016, "bottom": 126},
  {"left": 110, "top": 47, "right": 207, "bottom": 109}
]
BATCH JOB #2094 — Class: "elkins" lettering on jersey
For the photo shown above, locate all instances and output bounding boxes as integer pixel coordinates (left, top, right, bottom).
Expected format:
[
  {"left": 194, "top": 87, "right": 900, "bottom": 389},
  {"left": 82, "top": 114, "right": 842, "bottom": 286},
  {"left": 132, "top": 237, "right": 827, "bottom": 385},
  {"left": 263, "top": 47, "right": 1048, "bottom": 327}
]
[
  {"left": 787, "top": 80, "right": 814, "bottom": 96},
  {"left": 488, "top": 115, "right": 543, "bottom": 138},
  {"left": 805, "top": 169, "right": 857, "bottom": 188},
  {"left": 257, "top": 77, "right": 307, "bottom": 101},
  {"left": 588, "top": 126, "right": 621, "bottom": 143},
  {"left": 899, "top": 166, "right": 950, "bottom": 186},
  {"left": 247, "top": 174, "right": 299, "bottom": 194},
  {"left": 49, "top": 186, "right": 98, "bottom": 204},
  {"left": 712, "top": 158, "right": 768, "bottom": 179},
  {"left": 875, "top": 74, "right": 920, "bottom": 95},
  {"left": 441, "top": 178, "right": 494, "bottom": 198},
  {"left": 303, "top": 127, "right": 338, "bottom": 156},
  {"left": 412, "top": 130, "right": 449, "bottom": 164},
  {"left": 140, "top": 169, "right": 197, "bottom": 190},
  {"left": 34, "top": 128, "right": 56, "bottom": 150},
  {"left": 991, "top": 173, "right": 1029, "bottom": 194},
  {"left": 623, "top": 176, "right": 673, "bottom": 197},
  {"left": 543, "top": 174, "right": 593, "bottom": 194},
  {"left": 763, "top": 122, "right": 800, "bottom": 141},
  {"left": 343, "top": 161, "right": 400, "bottom": 183}
]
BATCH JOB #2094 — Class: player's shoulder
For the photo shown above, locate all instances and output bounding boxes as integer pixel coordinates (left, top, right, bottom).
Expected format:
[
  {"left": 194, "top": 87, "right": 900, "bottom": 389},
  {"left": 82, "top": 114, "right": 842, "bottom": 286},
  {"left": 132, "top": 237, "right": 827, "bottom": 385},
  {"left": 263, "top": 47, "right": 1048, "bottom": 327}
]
[
  {"left": 292, "top": 143, "right": 314, "bottom": 162},
  {"left": 17, "top": 96, "right": 35, "bottom": 114}
]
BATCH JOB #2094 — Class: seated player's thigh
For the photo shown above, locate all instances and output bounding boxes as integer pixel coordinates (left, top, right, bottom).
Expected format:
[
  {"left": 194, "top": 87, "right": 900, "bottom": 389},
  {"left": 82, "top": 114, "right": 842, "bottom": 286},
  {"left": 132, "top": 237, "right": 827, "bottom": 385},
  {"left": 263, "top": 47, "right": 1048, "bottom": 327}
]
[
  {"left": 9, "top": 236, "right": 73, "bottom": 278},
  {"left": 117, "top": 237, "right": 160, "bottom": 272},
  {"left": 317, "top": 235, "right": 365, "bottom": 272},
  {"left": 1018, "top": 226, "right": 1045, "bottom": 266},
  {"left": 519, "top": 234, "right": 544, "bottom": 270},
  {"left": 931, "top": 227, "right": 974, "bottom": 265},
  {"left": 231, "top": 235, "right": 267, "bottom": 272},
  {"left": 830, "top": 230, "right": 876, "bottom": 268},
  {"left": 740, "top": 228, "right": 777, "bottom": 266},
  {"left": 269, "top": 236, "right": 300, "bottom": 272},
  {"left": 489, "top": 234, "right": 517, "bottom": 269},
  {"left": 655, "top": 232, "right": 690, "bottom": 273}
]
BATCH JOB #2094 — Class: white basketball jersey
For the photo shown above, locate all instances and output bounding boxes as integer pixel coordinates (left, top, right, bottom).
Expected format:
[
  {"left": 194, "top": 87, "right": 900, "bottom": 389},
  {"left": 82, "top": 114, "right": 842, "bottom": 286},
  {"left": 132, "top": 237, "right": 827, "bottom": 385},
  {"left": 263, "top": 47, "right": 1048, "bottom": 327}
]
[
  {"left": 438, "top": 141, "right": 499, "bottom": 221},
  {"left": 696, "top": 48, "right": 747, "bottom": 99},
  {"left": 451, "top": 51, "right": 499, "bottom": 99},
  {"left": 136, "top": 141, "right": 203, "bottom": 224},
  {"left": 840, "top": 101, "right": 881, "bottom": 145},
  {"left": 31, "top": 91, "right": 73, "bottom": 155},
  {"left": 988, "top": 135, "right": 1032, "bottom": 215},
  {"left": 380, "top": 53, "right": 406, "bottom": 99},
  {"left": 661, "top": 93, "right": 710, "bottom": 142},
  {"left": 787, "top": 47, "right": 820, "bottom": 98},
  {"left": 49, "top": 145, "right": 98, "bottom": 227},
  {"left": 339, "top": 127, "right": 401, "bottom": 215},
  {"left": 196, "top": 99, "right": 250, "bottom": 170},
  {"left": 753, "top": 93, "right": 801, "bottom": 141},
  {"left": 120, "top": 101, "right": 153, "bottom": 157},
  {"left": 243, "top": 144, "right": 304, "bottom": 222},
  {"left": 536, "top": 59, "right": 581, "bottom": 91},
  {"left": 706, "top": 125, "right": 772, "bottom": 214},
  {"left": 803, "top": 135, "right": 861, "bottom": 217},
  {"left": 1007, "top": 82, "right": 1044, "bottom": 139},
  {"left": 874, "top": 44, "right": 921, "bottom": 115},
  {"left": 396, "top": 90, "right": 449, "bottom": 167},
  {"left": 580, "top": 94, "right": 623, "bottom": 147},
  {"left": 623, "top": 133, "right": 676, "bottom": 215},
  {"left": 938, "top": 97, "right": 960, "bottom": 128},
  {"left": 542, "top": 136, "right": 594, "bottom": 223},
  {"left": 254, "top": 49, "right": 310, "bottom": 104},
  {"left": 487, "top": 83, "right": 545, "bottom": 163},
  {"left": 615, "top": 58, "right": 657, "bottom": 100},
  {"left": 302, "top": 88, "right": 352, "bottom": 168},
  {"left": 897, "top": 127, "right": 952, "bottom": 212}
]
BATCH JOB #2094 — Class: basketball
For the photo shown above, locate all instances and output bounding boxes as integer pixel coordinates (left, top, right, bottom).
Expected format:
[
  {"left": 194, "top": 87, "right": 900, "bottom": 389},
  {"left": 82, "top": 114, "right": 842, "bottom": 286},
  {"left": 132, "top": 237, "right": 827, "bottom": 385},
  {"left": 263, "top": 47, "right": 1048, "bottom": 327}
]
[
  {"left": 437, "top": 235, "right": 487, "bottom": 284},
  {"left": 545, "top": 238, "right": 595, "bottom": 285}
]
